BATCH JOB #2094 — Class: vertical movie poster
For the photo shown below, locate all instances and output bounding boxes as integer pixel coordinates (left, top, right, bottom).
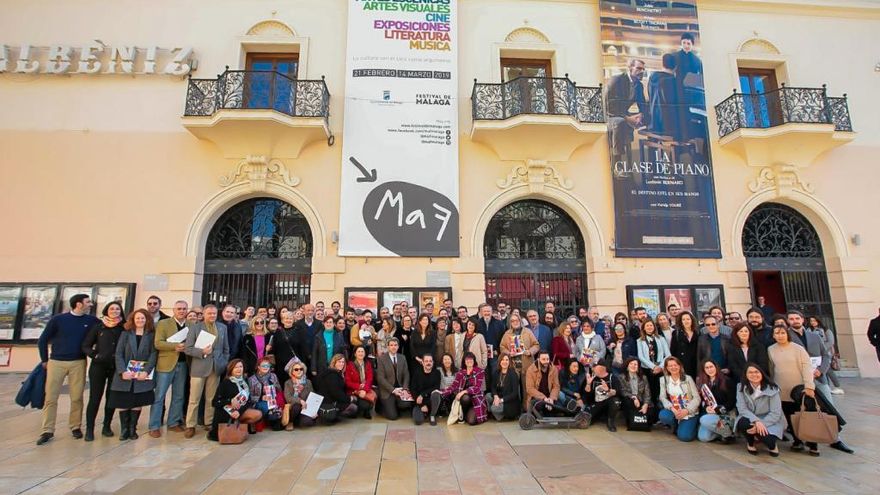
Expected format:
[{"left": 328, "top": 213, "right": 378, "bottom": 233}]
[
  {"left": 339, "top": 0, "right": 459, "bottom": 257},
  {"left": 600, "top": 0, "right": 721, "bottom": 258}
]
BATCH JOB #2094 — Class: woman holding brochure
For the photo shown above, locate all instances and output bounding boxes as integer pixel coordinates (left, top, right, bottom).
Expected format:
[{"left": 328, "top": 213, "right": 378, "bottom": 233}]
[{"left": 108, "top": 309, "right": 158, "bottom": 441}]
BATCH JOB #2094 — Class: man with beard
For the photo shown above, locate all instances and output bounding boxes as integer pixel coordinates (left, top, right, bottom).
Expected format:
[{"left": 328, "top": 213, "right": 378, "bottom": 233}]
[
  {"left": 584, "top": 363, "right": 622, "bottom": 432},
  {"left": 525, "top": 351, "right": 563, "bottom": 415},
  {"left": 787, "top": 310, "right": 854, "bottom": 454},
  {"left": 629, "top": 307, "right": 648, "bottom": 340},
  {"left": 746, "top": 307, "right": 773, "bottom": 348},
  {"left": 410, "top": 354, "right": 441, "bottom": 425},
  {"left": 604, "top": 58, "right": 647, "bottom": 165}
]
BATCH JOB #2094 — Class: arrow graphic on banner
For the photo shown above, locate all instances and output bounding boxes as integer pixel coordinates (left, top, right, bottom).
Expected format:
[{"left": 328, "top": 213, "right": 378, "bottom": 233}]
[{"left": 349, "top": 156, "right": 377, "bottom": 183}]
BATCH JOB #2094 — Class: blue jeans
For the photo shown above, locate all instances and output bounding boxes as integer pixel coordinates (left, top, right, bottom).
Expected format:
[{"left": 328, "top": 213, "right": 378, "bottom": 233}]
[
  {"left": 698, "top": 413, "right": 722, "bottom": 442},
  {"left": 658, "top": 409, "right": 699, "bottom": 442},
  {"left": 149, "top": 361, "right": 187, "bottom": 430}
]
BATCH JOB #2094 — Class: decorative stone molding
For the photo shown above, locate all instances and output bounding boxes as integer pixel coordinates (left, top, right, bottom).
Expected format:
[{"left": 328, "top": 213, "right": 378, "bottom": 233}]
[
  {"left": 246, "top": 20, "right": 296, "bottom": 37},
  {"left": 504, "top": 27, "right": 550, "bottom": 43},
  {"left": 219, "top": 155, "right": 300, "bottom": 191},
  {"left": 748, "top": 165, "right": 814, "bottom": 196},
  {"left": 497, "top": 160, "right": 573, "bottom": 193},
  {"left": 738, "top": 37, "right": 781, "bottom": 55}
]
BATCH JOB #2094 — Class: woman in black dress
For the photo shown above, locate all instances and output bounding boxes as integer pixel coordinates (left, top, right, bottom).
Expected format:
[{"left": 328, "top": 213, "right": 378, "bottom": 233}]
[
  {"left": 410, "top": 313, "right": 436, "bottom": 374},
  {"left": 208, "top": 359, "right": 264, "bottom": 441},
  {"left": 108, "top": 308, "right": 157, "bottom": 441},
  {"left": 314, "top": 354, "right": 358, "bottom": 423},
  {"left": 81, "top": 301, "right": 125, "bottom": 441}
]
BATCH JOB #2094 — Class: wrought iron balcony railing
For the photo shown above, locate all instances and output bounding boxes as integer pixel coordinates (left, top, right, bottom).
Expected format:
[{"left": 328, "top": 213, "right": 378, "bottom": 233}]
[
  {"left": 714, "top": 84, "right": 852, "bottom": 138},
  {"left": 184, "top": 68, "right": 330, "bottom": 125},
  {"left": 472, "top": 76, "right": 605, "bottom": 123}
]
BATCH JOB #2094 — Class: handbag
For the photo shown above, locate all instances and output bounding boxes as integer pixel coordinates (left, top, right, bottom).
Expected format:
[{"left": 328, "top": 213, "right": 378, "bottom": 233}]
[
  {"left": 281, "top": 403, "right": 291, "bottom": 426},
  {"left": 627, "top": 410, "right": 651, "bottom": 432},
  {"left": 447, "top": 398, "right": 463, "bottom": 425},
  {"left": 218, "top": 420, "right": 248, "bottom": 445},
  {"left": 830, "top": 353, "right": 841, "bottom": 371},
  {"left": 716, "top": 410, "right": 736, "bottom": 438},
  {"left": 791, "top": 396, "right": 839, "bottom": 444}
]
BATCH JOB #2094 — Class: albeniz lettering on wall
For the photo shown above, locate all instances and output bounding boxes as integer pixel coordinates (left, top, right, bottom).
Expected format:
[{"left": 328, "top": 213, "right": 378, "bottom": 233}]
[{"left": 0, "top": 44, "right": 195, "bottom": 76}]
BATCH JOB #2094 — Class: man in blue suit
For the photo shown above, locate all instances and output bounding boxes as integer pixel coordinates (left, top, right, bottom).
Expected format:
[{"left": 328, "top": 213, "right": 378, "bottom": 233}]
[{"left": 476, "top": 303, "right": 505, "bottom": 388}]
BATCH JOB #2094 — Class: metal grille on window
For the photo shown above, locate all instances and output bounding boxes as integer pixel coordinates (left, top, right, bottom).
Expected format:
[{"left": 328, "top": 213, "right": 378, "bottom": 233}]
[
  {"left": 203, "top": 198, "right": 312, "bottom": 308},
  {"left": 484, "top": 200, "right": 587, "bottom": 318},
  {"left": 742, "top": 203, "right": 822, "bottom": 259}
]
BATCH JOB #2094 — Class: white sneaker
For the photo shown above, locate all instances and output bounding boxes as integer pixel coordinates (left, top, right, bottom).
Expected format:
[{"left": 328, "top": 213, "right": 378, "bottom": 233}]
[{"left": 831, "top": 387, "right": 845, "bottom": 395}]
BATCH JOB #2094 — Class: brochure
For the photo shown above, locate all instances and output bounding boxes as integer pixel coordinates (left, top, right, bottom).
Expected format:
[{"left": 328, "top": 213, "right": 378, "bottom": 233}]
[
  {"left": 194, "top": 330, "right": 216, "bottom": 349},
  {"left": 127, "top": 360, "right": 154, "bottom": 380},
  {"left": 809, "top": 356, "right": 822, "bottom": 370},
  {"left": 303, "top": 392, "right": 324, "bottom": 418},
  {"left": 166, "top": 327, "right": 189, "bottom": 343}
]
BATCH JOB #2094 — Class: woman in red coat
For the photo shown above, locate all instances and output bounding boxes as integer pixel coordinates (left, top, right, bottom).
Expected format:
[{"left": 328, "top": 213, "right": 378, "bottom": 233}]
[
  {"left": 551, "top": 319, "right": 578, "bottom": 368},
  {"left": 344, "top": 346, "right": 376, "bottom": 418}
]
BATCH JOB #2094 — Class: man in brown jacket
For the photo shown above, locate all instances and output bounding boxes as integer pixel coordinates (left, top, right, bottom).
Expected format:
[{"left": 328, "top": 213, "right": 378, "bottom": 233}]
[
  {"left": 150, "top": 300, "right": 190, "bottom": 437},
  {"left": 525, "top": 351, "right": 561, "bottom": 414}
]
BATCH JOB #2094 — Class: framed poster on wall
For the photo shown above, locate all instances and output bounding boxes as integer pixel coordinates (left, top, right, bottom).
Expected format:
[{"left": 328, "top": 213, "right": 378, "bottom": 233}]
[
  {"left": 0, "top": 287, "right": 22, "bottom": 340},
  {"left": 346, "top": 287, "right": 453, "bottom": 315},
  {"left": 382, "top": 291, "right": 413, "bottom": 310},
  {"left": 418, "top": 291, "right": 450, "bottom": 316},
  {"left": 60, "top": 286, "right": 95, "bottom": 313},
  {"left": 347, "top": 291, "right": 379, "bottom": 315},
  {"left": 628, "top": 285, "right": 725, "bottom": 319},
  {"left": 20, "top": 286, "right": 58, "bottom": 340}
]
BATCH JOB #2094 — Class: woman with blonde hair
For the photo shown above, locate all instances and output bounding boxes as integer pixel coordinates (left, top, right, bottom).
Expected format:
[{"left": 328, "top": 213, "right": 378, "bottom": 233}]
[
  {"left": 282, "top": 360, "right": 315, "bottom": 430},
  {"left": 241, "top": 317, "right": 271, "bottom": 375},
  {"left": 314, "top": 354, "right": 358, "bottom": 423}
]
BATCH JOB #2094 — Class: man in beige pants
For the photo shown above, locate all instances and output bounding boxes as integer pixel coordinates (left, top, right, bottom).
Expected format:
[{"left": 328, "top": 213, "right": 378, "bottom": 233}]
[{"left": 36, "top": 294, "right": 99, "bottom": 445}]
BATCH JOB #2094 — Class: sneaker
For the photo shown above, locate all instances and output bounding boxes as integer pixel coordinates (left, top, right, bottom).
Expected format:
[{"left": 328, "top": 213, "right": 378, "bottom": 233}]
[
  {"left": 36, "top": 432, "right": 54, "bottom": 446},
  {"left": 830, "top": 387, "right": 845, "bottom": 395},
  {"left": 71, "top": 429, "right": 83, "bottom": 440}
]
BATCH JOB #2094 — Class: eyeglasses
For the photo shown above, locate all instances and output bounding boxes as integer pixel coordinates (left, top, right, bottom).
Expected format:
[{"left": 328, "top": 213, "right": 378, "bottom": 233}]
[
  {"left": 706, "top": 323, "right": 717, "bottom": 327},
  {"left": 292, "top": 367, "right": 304, "bottom": 372},
  {"left": 254, "top": 321, "right": 264, "bottom": 326},
  {"left": 259, "top": 364, "right": 271, "bottom": 369}
]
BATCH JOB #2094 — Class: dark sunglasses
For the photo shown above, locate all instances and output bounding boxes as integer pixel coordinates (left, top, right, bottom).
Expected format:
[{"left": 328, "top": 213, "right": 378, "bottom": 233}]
[
  {"left": 292, "top": 367, "right": 304, "bottom": 372},
  {"left": 254, "top": 321, "right": 264, "bottom": 326}
]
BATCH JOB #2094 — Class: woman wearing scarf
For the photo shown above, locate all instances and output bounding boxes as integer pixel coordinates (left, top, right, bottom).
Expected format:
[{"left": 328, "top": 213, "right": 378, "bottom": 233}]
[
  {"left": 80, "top": 301, "right": 125, "bottom": 441},
  {"left": 434, "top": 352, "right": 488, "bottom": 425},
  {"left": 575, "top": 319, "right": 607, "bottom": 368},
  {"left": 637, "top": 319, "right": 671, "bottom": 409},
  {"left": 499, "top": 314, "right": 539, "bottom": 408},
  {"left": 282, "top": 360, "right": 316, "bottom": 430},
  {"left": 208, "top": 359, "right": 263, "bottom": 441},
  {"left": 248, "top": 356, "right": 284, "bottom": 431}
]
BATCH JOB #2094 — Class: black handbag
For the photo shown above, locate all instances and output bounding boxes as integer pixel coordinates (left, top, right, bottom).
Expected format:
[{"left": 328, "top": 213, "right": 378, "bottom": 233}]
[{"left": 627, "top": 410, "right": 652, "bottom": 431}]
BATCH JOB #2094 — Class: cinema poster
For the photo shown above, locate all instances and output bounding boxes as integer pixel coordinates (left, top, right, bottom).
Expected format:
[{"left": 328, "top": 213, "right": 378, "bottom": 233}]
[
  {"left": 338, "top": 0, "right": 460, "bottom": 257},
  {"left": 600, "top": 0, "right": 721, "bottom": 258}
]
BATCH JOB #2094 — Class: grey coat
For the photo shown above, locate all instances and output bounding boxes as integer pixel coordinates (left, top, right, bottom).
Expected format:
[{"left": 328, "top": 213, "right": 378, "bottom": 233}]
[
  {"left": 736, "top": 384, "right": 785, "bottom": 439},
  {"left": 788, "top": 328, "right": 830, "bottom": 384},
  {"left": 111, "top": 330, "right": 158, "bottom": 393},
  {"left": 376, "top": 352, "right": 410, "bottom": 399},
  {"left": 185, "top": 321, "right": 230, "bottom": 378}
]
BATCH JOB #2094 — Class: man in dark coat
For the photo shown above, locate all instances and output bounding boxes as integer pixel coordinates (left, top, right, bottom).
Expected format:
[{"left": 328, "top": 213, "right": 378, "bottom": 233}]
[{"left": 604, "top": 58, "right": 647, "bottom": 165}]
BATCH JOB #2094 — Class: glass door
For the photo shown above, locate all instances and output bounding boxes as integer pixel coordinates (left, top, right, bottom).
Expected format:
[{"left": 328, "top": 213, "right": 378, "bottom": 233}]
[
  {"left": 245, "top": 54, "right": 299, "bottom": 114},
  {"left": 738, "top": 68, "right": 780, "bottom": 127},
  {"left": 501, "top": 58, "right": 553, "bottom": 115}
]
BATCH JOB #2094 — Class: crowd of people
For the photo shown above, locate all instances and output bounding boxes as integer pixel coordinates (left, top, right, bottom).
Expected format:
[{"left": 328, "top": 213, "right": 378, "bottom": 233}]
[{"left": 35, "top": 293, "right": 856, "bottom": 458}]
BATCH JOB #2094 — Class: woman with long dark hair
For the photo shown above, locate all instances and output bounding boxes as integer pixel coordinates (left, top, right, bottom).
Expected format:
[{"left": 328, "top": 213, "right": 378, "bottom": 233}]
[
  {"left": 736, "top": 363, "right": 783, "bottom": 456},
  {"left": 696, "top": 359, "right": 735, "bottom": 443},
  {"left": 670, "top": 311, "right": 699, "bottom": 378},
  {"left": 344, "top": 346, "right": 376, "bottom": 419},
  {"left": 637, "top": 319, "right": 670, "bottom": 409},
  {"left": 619, "top": 357, "right": 653, "bottom": 427},
  {"left": 434, "top": 352, "right": 487, "bottom": 425},
  {"left": 81, "top": 301, "right": 125, "bottom": 441},
  {"left": 208, "top": 359, "right": 263, "bottom": 441},
  {"left": 726, "top": 323, "right": 769, "bottom": 385},
  {"left": 607, "top": 322, "right": 637, "bottom": 375},
  {"left": 410, "top": 313, "right": 436, "bottom": 373},
  {"left": 108, "top": 308, "right": 157, "bottom": 441},
  {"left": 488, "top": 354, "right": 521, "bottom": 421}
]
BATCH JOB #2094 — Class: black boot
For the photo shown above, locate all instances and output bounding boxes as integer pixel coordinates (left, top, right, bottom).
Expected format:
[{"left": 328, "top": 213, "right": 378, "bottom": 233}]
[
  {"left": 607, "top": 416, "right": 617, "bottom": 432},
  {"left": 129, "top": 410, "right": 141, "bottom": 440},
  {"left": 84, "top": 426, "right": 95, "bottom": 442},
  {"left": 118, "top": 411, "right": 131, "bottom": 441},
  {"left": 102, "top": 408, "right": 115, "bottom": 437}
]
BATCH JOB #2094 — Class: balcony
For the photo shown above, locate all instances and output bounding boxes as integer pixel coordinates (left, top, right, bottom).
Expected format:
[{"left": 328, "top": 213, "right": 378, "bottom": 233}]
[
  {"left": 714, "top": 85, "right": 854, "bottom": 167},
  {"left": 470, "top": 76, "right": 606, "bottom": 162},
  {"left": 182, "top": 69, "right": 332, "bottom": 158}
]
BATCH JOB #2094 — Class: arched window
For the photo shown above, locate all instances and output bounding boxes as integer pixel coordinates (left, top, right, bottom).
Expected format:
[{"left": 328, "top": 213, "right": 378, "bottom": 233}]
[
  {"left": 484, "top": 200, "right": 585, "bottom": 260},
  {"left": 202, "top": 198, "right": 312, "bottom": 309},
  {"left": 206, "top": 198, "right": 312, "bottom": 260},
  {"left": 742, "top": 203, "right": 822, "bottom": 258},
  {"left": 484, "top": 200, "right": 587, "bottom": 319}
]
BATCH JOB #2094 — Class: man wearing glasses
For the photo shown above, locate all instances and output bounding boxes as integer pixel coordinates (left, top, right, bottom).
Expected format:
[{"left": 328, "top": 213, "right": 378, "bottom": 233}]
[
  {"left": 696, "top": 316, "right": 731, "bottom": 376},
  {"left": 146, "top": 295, "right": 170, "bottom": 324},
  {"left": 150, "top": 300, "right": 190, "bottom": 438}
]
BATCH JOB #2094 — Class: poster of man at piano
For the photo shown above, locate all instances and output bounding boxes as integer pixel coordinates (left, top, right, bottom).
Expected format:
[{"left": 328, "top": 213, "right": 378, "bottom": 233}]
[{"left": 600, "top": 0, "right": 721, "bottom": 258}]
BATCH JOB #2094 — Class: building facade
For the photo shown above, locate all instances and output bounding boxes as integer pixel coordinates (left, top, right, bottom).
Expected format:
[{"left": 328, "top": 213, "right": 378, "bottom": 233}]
[{"left": 1, "top": 0, "right": 879, "bottom": 375}]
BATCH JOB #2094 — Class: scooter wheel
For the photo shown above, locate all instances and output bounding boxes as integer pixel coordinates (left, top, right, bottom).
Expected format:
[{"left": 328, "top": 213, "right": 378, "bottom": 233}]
[
  {"left": 519, "top": 413, "right": 537, "bottom": 430},
  {"left": 574, "top": 411, "right": 591, "bottom": 429}
]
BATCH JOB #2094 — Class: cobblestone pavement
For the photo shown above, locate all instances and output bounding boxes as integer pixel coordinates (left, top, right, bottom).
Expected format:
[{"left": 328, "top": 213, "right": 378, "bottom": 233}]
[{"left": 0, "top": 373, "right": 877, "bottom": 494}]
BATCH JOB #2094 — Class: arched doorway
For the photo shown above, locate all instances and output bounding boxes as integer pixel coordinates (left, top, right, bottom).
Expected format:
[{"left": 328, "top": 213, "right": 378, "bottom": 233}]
[
  {"left": 483, "top": 199, "right": 587, "bottom": 318},
  {"left": 202, "top": 197, "right": 313, "bottom": 308},
  {"left": 742, "top": 202, "right": 834, "bottom": 330}
]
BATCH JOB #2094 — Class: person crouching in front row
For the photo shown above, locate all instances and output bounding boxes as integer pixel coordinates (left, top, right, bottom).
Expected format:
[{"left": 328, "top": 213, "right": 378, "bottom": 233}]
[
  {"left": 282, "top": 360, "right": 316, "bottom": 430},
  {"left": 411, "top": 353, "right": 441, "bottom": 425},
  {"left": 208, "top": 359, "right": 263, "bottom": 441}
]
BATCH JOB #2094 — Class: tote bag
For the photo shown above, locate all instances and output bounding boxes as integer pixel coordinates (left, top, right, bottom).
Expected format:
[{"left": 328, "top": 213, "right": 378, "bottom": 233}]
[
  {"left": 218, "top": 421, "right": 248, "bottom": 445},
  {"left": 791, "top": 397, "right": 838, "bottom": 444}
]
